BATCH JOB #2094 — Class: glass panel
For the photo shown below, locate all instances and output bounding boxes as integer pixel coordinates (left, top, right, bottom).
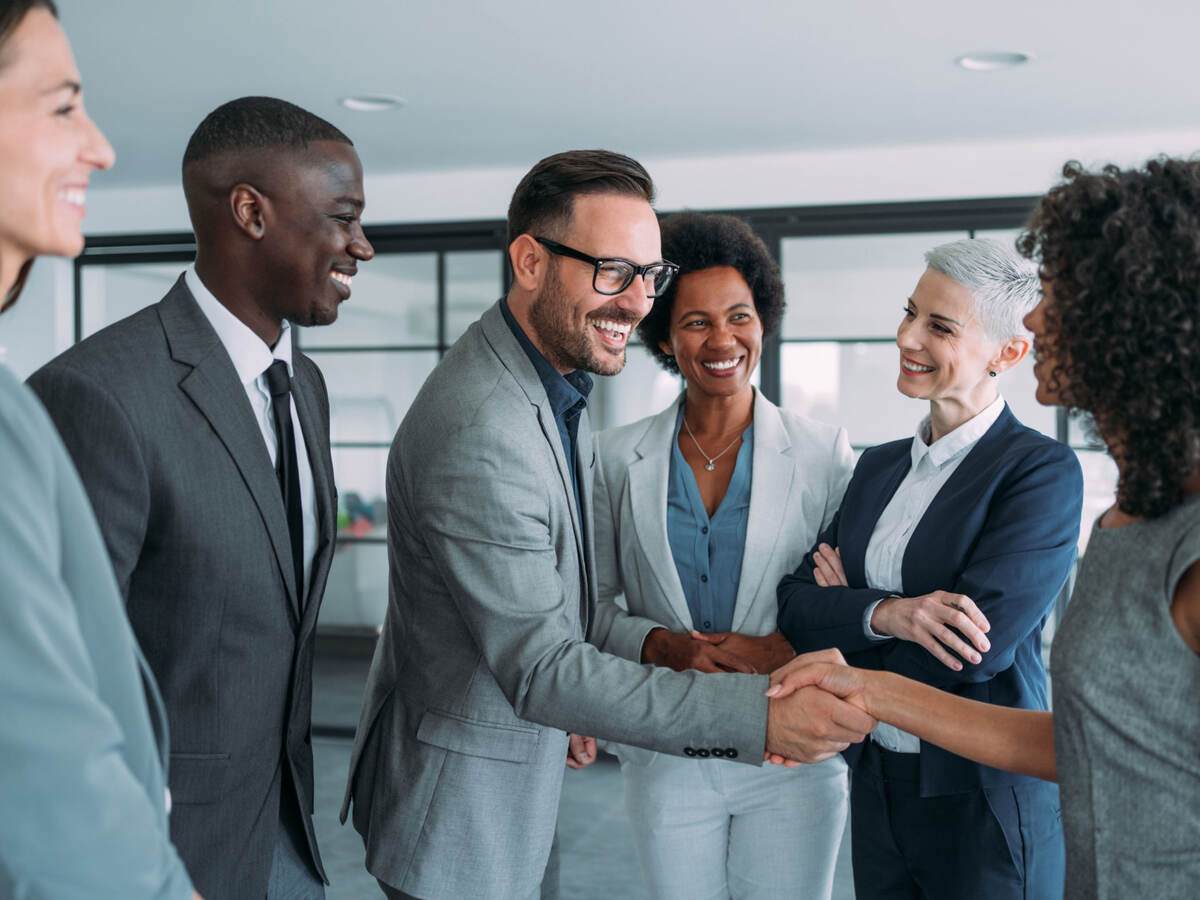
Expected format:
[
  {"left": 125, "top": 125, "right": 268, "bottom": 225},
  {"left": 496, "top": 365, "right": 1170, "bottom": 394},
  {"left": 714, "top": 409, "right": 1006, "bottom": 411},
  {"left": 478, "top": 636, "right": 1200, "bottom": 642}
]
[
  {"left": 780, "top": 231, "right": 966, "bottom": 339},
  {"left": 319, "top": 541, "right": 387, "bottom": 629},
  {"left": 588, "top": 343, "right": 685, "bottom": 433},
  {"left": 316, "top": 350, "right": 438, "bottom": 445},
  {"left": 332, "top": 446, "right": 388, "bottom": 538},
  {"left": 1075, "top": 449, "right": 1118, "bottom": 555},
  {"left": 302, "top": 253, "right": 437, "bottom": 348},
  {"left": 79, "top": 262, "right": 189, "bottom": 339},
  {"left": 445, "top": 250, "right": 503, "bottom": 345}
]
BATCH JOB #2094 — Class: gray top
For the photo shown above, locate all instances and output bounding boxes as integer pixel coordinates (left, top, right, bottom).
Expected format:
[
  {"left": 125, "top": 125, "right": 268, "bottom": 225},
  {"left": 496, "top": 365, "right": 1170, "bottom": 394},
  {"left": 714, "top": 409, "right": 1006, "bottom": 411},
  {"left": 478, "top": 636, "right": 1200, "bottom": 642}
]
[{"left": 1052, "top": 492, "right": 1200, "bottom": 899}]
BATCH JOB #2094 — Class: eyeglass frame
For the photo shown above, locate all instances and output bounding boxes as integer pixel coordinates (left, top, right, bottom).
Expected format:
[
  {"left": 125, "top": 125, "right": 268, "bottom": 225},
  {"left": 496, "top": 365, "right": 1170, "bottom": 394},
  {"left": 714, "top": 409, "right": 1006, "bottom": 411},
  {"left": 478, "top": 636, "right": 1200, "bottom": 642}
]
[{"left": 534, "top": 236, "right": 680, "bottom": 298}]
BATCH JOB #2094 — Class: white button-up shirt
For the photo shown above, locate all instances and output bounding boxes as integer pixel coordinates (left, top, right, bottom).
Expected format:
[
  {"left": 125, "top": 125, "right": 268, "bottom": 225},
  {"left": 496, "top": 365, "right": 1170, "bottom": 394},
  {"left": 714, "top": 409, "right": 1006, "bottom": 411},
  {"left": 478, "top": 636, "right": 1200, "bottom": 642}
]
[
  {"left": 185, "top": 267, "right": 318, "bottom": 598},
  {"left": 862, "top": 394, "right": 1005, "bottom": 752}
]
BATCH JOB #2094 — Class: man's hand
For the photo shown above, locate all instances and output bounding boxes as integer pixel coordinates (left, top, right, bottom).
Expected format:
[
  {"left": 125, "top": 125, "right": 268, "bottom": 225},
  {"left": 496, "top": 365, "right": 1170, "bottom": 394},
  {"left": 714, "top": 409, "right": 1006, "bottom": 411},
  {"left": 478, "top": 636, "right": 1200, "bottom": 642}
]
[
  {"left": 566, "top": 734, "right": 597, "bottom": 770},
  {"left": 641, "top": 627, "right": 755, "bottom": 674},
  {"left": 688, "top": 629, "right": 795, "bottom": 674},
  {"left": 811, "top": 543, "right": 849, "bottom": 587},
  {"left": 870, "top": 591, "right": 991, "bottom": 671},
  {"left": 762, "top": 648, "right": 874, "bottom": 764},
  {"left": 764, "top": 652, "right": 874, "bottom": 766}
]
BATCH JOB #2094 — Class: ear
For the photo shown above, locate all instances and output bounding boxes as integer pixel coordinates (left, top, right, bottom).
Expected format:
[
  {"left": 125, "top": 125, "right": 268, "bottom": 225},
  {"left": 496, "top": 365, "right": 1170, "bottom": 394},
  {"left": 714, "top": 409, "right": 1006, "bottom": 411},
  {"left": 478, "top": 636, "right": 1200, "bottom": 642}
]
[
  {"left": 508, "top": 234, "right": 547, "bottom": 291},
  {"left": 990, "top": 336, "right": 1030, "bottom": 374},
  {"left": 229, "top": 183, "right": 267, "bottom": 241},
  {"left": 658, "top": 339, "right": 674, "bottom": 359}
]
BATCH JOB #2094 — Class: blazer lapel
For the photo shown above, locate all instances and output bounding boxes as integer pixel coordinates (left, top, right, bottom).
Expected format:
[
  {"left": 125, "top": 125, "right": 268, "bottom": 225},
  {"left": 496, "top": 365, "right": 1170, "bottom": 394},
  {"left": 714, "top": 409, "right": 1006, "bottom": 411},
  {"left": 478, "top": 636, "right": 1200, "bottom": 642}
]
[
  {"left": 730, "top": 390, "right": 793, "bottom": 633},
  {"left": 291, "top": 359, "right": 335, "bottom": 632},
  {"left": 629, "top": 400, "right": 693, "bottom": 630},
  {"left": 159, "top": 277, "right": 302, "bottom": 624},
  {"left": 843, "top": 446, "right": 912, "bottom": 586}
]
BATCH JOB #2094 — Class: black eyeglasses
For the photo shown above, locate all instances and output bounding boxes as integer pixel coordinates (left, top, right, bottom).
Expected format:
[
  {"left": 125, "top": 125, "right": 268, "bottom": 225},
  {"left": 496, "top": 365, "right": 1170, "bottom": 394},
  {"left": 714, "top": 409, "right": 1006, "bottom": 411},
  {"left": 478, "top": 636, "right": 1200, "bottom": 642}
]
[{"left": 535, "top": 237, "right": 679, "bottom": 298}]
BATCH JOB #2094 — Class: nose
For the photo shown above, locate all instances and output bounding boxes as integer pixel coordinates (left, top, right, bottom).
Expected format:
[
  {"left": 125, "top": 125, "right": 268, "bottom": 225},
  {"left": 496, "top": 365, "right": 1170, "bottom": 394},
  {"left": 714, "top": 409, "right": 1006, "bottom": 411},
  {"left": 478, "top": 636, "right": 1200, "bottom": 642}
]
[
  {"left": 1022, "top": 297, "right": 1043, "bottom": 333},
  {"left": 896, "top": 313, "right": 920, "bottom": 350},
  {"left": 350, "top": 227, "right": 374, "bottom": 262},
  {"left": 79, "top": 108, "right": 115, "bottom": 171},
  {"left": 708, "top": 318, "right": 736, "bottom": 349},
  {"left": 615, "top": 274, "right": 653, "bottom": 321}
]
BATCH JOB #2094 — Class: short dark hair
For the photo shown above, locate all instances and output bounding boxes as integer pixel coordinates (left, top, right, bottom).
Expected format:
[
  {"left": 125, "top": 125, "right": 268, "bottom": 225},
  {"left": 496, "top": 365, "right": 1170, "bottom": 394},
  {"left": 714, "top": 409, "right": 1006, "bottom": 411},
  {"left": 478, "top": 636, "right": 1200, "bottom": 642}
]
[
  {"left": 0, "top": 0, "right": 56, "bottom": 63},
  {"left": 506, "top": 150, "right": 654, "bottom": 247},
  {"left": 638, "top": 212, "right": 785, "bottom": 374},
  {"left": 1018, "top": 157, "right": 1200, "bottom": 518},
  {"left": 182, "top": 96, "right": 351, "bottom": 170}
]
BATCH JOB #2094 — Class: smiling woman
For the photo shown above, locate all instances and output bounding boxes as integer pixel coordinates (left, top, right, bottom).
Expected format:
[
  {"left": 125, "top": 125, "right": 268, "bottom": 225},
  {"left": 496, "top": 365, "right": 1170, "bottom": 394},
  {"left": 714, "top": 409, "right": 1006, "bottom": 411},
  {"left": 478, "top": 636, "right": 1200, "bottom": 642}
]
[{"left": 0, "top": 1, "right": 198, "bottom": 897}]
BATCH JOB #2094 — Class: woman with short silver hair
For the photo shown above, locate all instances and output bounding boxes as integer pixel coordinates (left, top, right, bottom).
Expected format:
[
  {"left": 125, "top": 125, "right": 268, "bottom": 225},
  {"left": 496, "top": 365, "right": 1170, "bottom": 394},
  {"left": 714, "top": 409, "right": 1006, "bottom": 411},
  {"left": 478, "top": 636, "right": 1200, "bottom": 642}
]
[{"left": 777, "top": 237, "right": 1083, "bottom": 900}]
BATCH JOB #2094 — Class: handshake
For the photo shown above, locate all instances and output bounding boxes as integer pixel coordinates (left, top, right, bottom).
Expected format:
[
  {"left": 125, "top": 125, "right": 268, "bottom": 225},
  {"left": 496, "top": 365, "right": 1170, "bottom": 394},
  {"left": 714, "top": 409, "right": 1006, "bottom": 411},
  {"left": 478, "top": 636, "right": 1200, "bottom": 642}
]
[{"left": 762, "top": 648, "right": 875, "bottom": 766}]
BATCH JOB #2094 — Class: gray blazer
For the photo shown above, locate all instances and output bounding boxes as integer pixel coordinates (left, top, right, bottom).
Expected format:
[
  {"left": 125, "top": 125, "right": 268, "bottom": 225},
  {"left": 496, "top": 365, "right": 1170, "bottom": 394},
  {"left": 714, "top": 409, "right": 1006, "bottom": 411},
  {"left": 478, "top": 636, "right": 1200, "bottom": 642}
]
[
  {"left": 28, "top": 276, "right": 337, "bottom": 900},
  {"left": 343, "top": 302, "right": 772, "bottom": 900},
  {"left": 591, "top": 389, "right": 854, "bottom": 765},
  {"left": 0, "top": 365, "right": 193, "bottom": 898}
]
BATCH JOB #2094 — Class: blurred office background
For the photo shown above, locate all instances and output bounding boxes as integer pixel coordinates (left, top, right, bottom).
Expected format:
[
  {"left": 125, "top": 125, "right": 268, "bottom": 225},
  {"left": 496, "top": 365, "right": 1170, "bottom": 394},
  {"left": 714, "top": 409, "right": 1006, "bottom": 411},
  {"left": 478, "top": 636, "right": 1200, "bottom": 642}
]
[{"left": 10, "top": 0, "right": 1197, "bottom": 895}]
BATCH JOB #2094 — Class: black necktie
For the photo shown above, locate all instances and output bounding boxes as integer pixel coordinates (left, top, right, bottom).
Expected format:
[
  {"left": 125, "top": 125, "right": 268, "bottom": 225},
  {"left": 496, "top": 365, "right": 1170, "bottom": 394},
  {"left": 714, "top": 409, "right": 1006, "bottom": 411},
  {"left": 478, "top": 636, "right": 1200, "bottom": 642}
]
[{"left": 264, "top": 360, "right": 305, "bottom": 608}]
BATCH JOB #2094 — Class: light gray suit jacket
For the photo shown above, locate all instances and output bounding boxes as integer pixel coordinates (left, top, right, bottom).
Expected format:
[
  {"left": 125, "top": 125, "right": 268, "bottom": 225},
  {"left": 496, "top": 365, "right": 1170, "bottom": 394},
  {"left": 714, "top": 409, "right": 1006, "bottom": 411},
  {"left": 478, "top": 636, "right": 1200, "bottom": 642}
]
[
  {"left": 343, "top": 302, "right": 772, "bottom": 900},
  {"left": 591, "top": 389, "right": 854, "bottom": 765},
  {"left": 28, "top": 276, "right": 336, "bottom": 900},
  {"left": 0, "top": 365, "right": 193, "bottom": 898}
]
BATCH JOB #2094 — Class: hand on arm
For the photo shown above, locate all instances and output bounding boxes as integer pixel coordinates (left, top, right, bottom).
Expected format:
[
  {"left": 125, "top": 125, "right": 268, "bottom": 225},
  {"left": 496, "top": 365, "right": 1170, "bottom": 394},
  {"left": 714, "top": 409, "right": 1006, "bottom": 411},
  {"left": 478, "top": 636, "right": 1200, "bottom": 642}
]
[
  {"left": 641, "top": 627, "right": 755, "bottom": 674},
  {"left": 870, "top": 591, "right": 991, "bottom": 670},
  {"left": 687, "top": 629, "right": 794, "bottom": 674},
  {"left": 565, "top": 734, "right": 597, "bottom": 770}
]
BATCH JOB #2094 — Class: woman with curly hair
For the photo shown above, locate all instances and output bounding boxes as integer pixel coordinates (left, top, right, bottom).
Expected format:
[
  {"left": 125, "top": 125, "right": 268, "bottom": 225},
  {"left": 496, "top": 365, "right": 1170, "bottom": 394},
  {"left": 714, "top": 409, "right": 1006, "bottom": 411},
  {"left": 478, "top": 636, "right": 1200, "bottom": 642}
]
[
  {"left": 775, "top": 235, "right": 1081, "bottom": 900},
  {"left": 770, "top": 157, "right": 1200, "bottom": 898},
  {"left": 590, "top": 211, "right": 854, "bottom": 899}
]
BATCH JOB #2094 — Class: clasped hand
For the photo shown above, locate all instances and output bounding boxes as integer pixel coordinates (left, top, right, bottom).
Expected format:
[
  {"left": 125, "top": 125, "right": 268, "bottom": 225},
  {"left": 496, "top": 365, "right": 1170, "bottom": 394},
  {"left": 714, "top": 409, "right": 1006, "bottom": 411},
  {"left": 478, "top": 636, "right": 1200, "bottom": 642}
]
[{"left": 811, "top": 543, "right": 991, "bottom": 671}]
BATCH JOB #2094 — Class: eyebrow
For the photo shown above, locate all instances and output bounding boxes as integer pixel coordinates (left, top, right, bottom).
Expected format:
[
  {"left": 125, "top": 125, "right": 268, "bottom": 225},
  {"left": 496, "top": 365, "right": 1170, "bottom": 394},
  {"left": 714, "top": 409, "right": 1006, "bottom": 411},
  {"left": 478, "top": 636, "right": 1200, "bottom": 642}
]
[
  {"left": 907, "top": 297, "right": 964, "bottom": 327},
  {"left": 335, "top": 197, "right": 365, "bottom": 210},
  {"left": 42, "top": 80, "right": 81, "bottom": 97},
  {"left": 675, "top": 302, "right": 754, "bottom": 322}
]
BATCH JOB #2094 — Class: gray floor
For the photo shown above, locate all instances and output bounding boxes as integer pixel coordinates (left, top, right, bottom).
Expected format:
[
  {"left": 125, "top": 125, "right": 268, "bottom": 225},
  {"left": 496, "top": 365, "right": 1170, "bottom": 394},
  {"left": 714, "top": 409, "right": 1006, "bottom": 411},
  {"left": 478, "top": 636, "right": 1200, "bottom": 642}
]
[{"left": 312, "top": 647, "right": 855, "bottom": 899}]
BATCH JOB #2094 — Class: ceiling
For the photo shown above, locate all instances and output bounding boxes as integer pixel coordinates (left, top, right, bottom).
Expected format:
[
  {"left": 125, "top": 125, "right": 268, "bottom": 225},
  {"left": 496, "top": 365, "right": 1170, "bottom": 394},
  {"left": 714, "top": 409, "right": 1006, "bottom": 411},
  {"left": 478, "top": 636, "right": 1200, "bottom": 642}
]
[{"left": 57, "top": 0, "right": 1200, "bottom": 189}]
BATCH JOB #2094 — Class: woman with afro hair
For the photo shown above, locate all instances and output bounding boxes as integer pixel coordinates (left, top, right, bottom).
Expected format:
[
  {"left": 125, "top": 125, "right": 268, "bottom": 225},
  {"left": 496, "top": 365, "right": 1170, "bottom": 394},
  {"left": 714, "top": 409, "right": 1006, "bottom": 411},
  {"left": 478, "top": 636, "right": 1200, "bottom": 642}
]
[
  {"left": 590, "top": 212, "right": 855, "bottom": 899},
  {"left": 769, "top": 157, "right": 1200, "bottom": 899}
]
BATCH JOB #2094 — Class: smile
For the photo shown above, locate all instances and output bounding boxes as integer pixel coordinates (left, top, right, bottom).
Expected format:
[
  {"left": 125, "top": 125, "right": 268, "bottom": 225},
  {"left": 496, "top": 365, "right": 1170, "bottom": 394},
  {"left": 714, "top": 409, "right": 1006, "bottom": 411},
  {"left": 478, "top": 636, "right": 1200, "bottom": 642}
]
[
  {"left": 591, "top": 318, "right": 632, "bottom": 346},
  {"left": 58, "top": 186, "right": 87, "bottom": 211},
  {"left": 901, "top": 357, "right": 935, "bottom": 374},
  {"left": 330, "top": 270, "right": 354, "bottom": 293},
  {"left": 702, "top": 357, "right": 743, "bottom": 372}
]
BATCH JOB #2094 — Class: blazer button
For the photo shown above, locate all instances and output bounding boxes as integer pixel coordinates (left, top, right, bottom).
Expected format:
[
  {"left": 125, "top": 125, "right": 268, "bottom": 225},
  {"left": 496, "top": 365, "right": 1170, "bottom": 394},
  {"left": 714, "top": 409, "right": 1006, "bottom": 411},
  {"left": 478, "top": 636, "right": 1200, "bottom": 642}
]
[
  {"left": 726, "top": 748, "right": 738, "bottom": 759},
  {"left": 684, "top": 747, "right": 697, "bottom": 757},
  {"left": 696, "top": 748, "right": 711, "bottom": 758},
  {"left": 710, "top": 748, "right": 725, "bottom": 758}
]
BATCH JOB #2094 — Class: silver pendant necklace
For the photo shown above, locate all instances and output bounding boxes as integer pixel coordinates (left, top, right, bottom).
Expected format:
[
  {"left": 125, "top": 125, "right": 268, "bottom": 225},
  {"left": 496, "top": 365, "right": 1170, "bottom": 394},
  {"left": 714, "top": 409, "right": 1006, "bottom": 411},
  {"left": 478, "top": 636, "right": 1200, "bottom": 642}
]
[{"left": 683, "top": 416, "right": 742, "bottom": 472}]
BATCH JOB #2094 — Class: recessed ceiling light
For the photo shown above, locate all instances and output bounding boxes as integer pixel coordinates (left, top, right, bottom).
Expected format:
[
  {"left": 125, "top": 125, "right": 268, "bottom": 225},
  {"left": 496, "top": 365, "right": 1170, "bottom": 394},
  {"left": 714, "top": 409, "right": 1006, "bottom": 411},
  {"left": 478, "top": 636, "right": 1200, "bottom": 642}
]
[
  {"left": 339, "top": 94, "right": 407, "bottom": 112},
  {"left": 955, "top": 51, "right": 1033, "bottom": 71}
]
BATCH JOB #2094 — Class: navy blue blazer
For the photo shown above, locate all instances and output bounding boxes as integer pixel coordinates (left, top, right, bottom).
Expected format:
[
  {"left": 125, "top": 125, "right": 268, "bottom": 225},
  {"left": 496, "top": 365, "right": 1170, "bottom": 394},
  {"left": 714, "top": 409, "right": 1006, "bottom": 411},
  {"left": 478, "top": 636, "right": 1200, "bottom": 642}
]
[{"left": 778, "top": 404, "right": 1082, "bottom": 796}]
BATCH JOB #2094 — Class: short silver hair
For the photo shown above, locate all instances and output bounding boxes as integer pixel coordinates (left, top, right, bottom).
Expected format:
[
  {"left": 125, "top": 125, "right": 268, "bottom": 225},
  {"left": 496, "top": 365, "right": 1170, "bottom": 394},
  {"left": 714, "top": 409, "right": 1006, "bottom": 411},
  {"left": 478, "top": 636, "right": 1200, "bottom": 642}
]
[{"left": 923, "top": 238, "right": 1039, "bottom": 342}]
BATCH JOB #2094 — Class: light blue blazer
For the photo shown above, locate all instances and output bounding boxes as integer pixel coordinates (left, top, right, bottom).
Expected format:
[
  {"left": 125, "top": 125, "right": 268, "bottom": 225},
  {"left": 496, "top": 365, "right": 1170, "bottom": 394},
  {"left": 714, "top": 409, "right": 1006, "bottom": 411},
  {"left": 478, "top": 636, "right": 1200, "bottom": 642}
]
[{"left": 0, "top": 366, "right": 192, "bottom": 898}]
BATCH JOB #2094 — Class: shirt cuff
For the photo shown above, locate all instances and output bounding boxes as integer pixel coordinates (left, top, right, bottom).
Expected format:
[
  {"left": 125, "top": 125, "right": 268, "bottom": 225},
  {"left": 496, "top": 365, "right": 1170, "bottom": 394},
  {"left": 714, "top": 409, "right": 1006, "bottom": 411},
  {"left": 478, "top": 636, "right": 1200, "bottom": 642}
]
[{"left": 863, "top": 598, "right": 895, "bottom": 641}]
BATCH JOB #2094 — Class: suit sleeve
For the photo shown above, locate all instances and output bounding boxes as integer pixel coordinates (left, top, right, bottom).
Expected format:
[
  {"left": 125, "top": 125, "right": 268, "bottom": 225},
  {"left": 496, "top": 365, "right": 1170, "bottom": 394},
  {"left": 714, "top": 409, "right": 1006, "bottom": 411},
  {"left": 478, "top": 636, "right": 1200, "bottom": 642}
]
[
  {"left": 587, "top": 439, "right": 667, "bottom": 663},
  {"left": 879, "top": 444, "right": 1082, "bottom": 688},
  {"left": 27, "top": 363, "right": 150, "bottom": 598},
  {"left": 407, "top": 423, "right": 769, "bottom": 762},
  {"left": 0, "top": 390, "right": 193, "bottom": 898}
]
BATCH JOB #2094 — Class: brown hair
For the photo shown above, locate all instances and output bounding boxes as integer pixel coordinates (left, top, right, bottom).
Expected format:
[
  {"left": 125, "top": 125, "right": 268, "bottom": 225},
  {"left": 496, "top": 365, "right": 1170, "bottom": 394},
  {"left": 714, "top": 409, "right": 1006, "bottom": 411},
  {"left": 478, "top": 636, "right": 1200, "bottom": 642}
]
[{"left": 506, "top": 149, "right": 654, "bottom": 247}]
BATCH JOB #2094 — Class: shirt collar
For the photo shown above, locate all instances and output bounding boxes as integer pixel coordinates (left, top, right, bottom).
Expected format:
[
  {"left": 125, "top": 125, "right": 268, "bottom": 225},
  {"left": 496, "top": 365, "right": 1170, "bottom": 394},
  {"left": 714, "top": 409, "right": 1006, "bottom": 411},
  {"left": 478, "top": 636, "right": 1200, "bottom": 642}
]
[
  {"left": 911, "top": 394, "right": 1005, "bottom": 470},
  {"left": 499, "top": 298, "right": 592, "bottom": 420},
  {"left": 186, "top": 266, "right": 292, "bottom": 386}
]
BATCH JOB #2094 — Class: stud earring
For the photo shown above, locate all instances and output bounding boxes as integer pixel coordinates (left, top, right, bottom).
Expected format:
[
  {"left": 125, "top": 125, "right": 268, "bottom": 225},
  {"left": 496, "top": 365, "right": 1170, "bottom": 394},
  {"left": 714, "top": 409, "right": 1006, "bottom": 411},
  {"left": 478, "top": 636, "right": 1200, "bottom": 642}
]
[{"left": 988, "top": 370, "right": 997, "bottom": 377}]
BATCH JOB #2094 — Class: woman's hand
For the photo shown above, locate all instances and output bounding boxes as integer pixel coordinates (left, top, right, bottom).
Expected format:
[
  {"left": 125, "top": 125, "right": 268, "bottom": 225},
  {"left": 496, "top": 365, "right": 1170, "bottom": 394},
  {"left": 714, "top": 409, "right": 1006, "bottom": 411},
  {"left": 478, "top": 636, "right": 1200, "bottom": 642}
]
[
  {"left": 811, "top": 543, "right": 849, "bottom": 587},
  {"left": 762, "top": 649, "right": 869, "bottom": 766},
  {"left": 870, "top": 591, "right": 991, "bottom": 670},
  {"left": 641, "top": 628, "right": 755, "bottom": 673},
  {"left": 688, "top": 629, "right": 795, "bottom": 674}
]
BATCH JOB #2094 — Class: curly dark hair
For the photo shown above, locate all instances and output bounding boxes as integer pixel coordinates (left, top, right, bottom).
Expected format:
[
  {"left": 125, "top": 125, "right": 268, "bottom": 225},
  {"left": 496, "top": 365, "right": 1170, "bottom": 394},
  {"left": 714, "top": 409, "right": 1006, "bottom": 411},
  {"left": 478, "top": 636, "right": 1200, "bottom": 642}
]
[
  {"left": 1017, "top": 157, "right": 1200, "bottom": 518},
  {"left": 638, "top": 212, "right": 784, "bottom": 373}
]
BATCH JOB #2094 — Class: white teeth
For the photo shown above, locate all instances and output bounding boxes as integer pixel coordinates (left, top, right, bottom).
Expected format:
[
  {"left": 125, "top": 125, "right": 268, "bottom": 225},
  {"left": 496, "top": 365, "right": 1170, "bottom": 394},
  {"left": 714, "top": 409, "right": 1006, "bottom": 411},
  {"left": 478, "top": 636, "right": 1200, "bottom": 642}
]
[
  {"left": 703, "top": 358, "right": 741, "bottom": 371},
  {"left": 902, "top": 360, "right": 935, "bottom": 373},
  {"left": 59, "top": 188, "right": 86, "bottom": 207},
  {"left": 330, "top": 271, "right": 353, "bottom": 288},
  {"left": 592, "top": 319, "right": 631, "bottom": 338}
]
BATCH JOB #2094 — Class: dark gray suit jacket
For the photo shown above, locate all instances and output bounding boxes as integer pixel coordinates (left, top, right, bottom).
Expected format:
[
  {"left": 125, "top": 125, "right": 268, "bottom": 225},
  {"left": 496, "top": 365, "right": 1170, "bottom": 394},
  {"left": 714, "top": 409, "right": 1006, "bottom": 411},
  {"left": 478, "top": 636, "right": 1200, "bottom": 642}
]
[
  {"left": 343, "top": 301, "right": 770, "bottom": 900},
  {"left": 29, "top": 275, "right": 337, "bottom": 900}
]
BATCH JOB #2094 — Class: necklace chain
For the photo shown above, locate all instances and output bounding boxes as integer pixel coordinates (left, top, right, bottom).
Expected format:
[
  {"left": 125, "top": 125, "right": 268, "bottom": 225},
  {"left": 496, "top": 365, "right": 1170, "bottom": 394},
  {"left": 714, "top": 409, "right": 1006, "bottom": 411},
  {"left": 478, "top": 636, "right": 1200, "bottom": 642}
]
[{"left": 682, "top": 416, "right": 742, "bottom": 472}]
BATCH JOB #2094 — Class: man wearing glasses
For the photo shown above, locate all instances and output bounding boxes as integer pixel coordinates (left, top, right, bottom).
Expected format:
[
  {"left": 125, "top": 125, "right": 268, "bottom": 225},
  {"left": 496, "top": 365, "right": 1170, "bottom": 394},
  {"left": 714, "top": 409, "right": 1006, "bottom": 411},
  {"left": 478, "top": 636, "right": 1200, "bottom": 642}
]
[{"left": 341, "top": 150, "right": 874, "bottom": 900}]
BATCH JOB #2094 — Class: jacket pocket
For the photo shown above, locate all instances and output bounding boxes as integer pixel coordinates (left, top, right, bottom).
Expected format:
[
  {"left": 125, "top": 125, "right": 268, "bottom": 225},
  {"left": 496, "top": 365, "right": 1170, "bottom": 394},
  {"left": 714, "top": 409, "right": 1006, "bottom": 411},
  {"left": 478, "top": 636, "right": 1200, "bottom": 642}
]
[
  {"left": 168, "top": 752, "right": 231, "bottom": 805},
  {"left": 416, "top": 709, "right": 539, "bottom": 763}
]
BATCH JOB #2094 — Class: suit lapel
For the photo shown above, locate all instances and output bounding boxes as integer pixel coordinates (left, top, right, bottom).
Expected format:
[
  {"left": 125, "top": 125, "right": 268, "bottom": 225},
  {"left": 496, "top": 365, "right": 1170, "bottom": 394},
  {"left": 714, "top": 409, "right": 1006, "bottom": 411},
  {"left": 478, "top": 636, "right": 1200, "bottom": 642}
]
[
  {"left": 159, "top": 277, "right": 302, "bottom": 625},
  {"left": 629, "top": 401, "right": 693, "bottom": 630},
  {"left": 844, "top": 446, "right": 912, "bottom": 586},
  {"left": 731, "top": 390, "right": 793, "bottom": 633},
  {"left": 291, "top": 358, "right": 335, "bottom": 633}
]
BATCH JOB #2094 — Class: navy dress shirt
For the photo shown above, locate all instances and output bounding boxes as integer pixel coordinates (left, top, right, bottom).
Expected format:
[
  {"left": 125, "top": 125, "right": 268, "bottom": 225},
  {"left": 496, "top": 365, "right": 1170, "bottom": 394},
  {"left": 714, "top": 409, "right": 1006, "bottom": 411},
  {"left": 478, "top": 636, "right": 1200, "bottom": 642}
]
[
  {"left": 666, "top": 403, "right": 754, "bottom": 633},
  {"left": 500, "top": 299, "right": 593, "bottom": 517}
]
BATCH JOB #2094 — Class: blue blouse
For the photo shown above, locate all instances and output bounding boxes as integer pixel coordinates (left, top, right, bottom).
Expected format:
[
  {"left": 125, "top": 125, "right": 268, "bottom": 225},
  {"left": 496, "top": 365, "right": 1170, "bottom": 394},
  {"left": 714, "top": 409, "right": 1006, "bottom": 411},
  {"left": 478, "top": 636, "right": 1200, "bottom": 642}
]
[{"left": 666, "top": 403, "right": 754, "bottom": 633}]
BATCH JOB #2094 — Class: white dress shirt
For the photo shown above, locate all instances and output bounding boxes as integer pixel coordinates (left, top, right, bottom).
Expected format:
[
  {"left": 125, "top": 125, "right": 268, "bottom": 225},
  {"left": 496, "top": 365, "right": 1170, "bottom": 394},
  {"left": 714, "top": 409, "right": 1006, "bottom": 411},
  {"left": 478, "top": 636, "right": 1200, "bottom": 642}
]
[
  {"left": 862, "top": 394, "right": 1005, "bottom": 752},
  {"left": 185, "top": 267, "right": 318, "bottom": 597}
]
